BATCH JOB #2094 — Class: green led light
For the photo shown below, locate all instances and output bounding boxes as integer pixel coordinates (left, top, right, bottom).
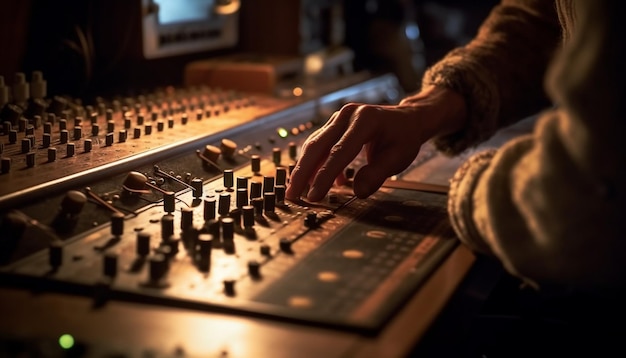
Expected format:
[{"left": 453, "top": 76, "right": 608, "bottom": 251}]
[
  {"left": 59, "top": 334, "right": 75, "bottom": 350},
  {"left": 277, "top": 128, "right": 289, "bottom": 138}
]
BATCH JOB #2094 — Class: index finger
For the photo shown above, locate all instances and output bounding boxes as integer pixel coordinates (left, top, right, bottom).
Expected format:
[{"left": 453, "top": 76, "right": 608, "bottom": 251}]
[
  {"left": 307, "top": 105, "right": 379, "bottom": 201},
  {"left": 286, "top": 107, "right": 356, "bottom": 200}
]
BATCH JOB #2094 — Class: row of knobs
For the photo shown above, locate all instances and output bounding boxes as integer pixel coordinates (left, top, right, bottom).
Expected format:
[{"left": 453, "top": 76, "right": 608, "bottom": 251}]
[
  {"left": 48, "top": 165, "right": 322, "bottom": 296},
  {"left": 0, "top": 103, "right": 242, "bottom": 173}
]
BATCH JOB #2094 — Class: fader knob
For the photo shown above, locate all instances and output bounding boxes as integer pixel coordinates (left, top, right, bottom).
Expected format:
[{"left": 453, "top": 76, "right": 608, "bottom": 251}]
[
  {"left": 279, "top": 238, "right": 292, "bottom": 253},
  {"left": 136, "top": 232, "right": 151, "bottom": 256},
  {"left": 220, "top": 139, "right": 237, "bottom": 159},
  {"left": 49, "top": 241, "right": 63, "bottom": 269},
  {"left": 221, "top": 217, "right": 234, "bottom": 241},
  {"left": 103, "top": 253, "right": 118, "bottom": 277},
  {"left": 276, "top": 167, "right": 287, "bottom": 186},
  {"left": 250, "top": 181, "right": 262, "bottom": 199},
  {"left": 197, "top": 234, "right": 212, "bottom": 271},
  {"left": 111, "top": 212, "right": 124, "bottom": 237},
  {"left": 180, "top": 207, "right": 194, "bottom": 230},
  {"left": 236, "top": 176, "right": 248, "bottom": 189},
  {"left": 1, "top": 157, "right": 10, "bottom": 173},
  {"left": 248, "top": 260, "right": 261, "bottom": 278},
  {"left": 250, "top": 155, "right": 261, "bottom": 174},
  {"left": 223, "top": 279, "right": 236, "bottom": 296},
  {"left": 304, "top": 211, "right": 318, "bottom": 228},
  {"left": 191, "top": 178, "right": 203, "bottom": 198},
  {"left": 161, "top": 214, "right": 174, "bottom": 241},
  {"left": 223, "top": 169, "right": 234, "bottom": 189},
  {"left": 218, "top": 193, "right": 231, "bottom": 216},
  {"left": 242, "top": 205, "right": 254, "bottom": 228},
  {"left": 252, "top": 197, "right": 264, "bottom": 216},
  {"left": 275, "top": 185, "right": 286, "bottom": 203},
  {"left": 60, "top": 190, "right": 87, "bottom": 217},
  {"left": 236, "top": 188, "right": 248, "bottom": 208},
  {"left": 149, "top": 253, "right": 168, "bottom": 282},
  {"left": 204, "top": 197, "right": 216, "bottom": 221},
  {"left": 198, "top": 234, "right": 213, "bottom": 257},
  {"left": 264, "top": 192, "right": 276, "bottom": 212},
  {"left": 263, "top": 176, "right": 275, "bottom": 194},
  {"left": 163, "top": 191, "right": 176, "bottom": 213},
  {"left": 272, "top": 148, "right": 281, "bottom": 165},
  {"left": 288, "top": 142, "right": 297, "bottom": 159}
]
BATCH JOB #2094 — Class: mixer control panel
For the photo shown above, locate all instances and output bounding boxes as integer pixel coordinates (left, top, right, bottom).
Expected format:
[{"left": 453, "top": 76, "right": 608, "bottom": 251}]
[{"left": 0, "top": 71, "right": 462, "bottom": 353}]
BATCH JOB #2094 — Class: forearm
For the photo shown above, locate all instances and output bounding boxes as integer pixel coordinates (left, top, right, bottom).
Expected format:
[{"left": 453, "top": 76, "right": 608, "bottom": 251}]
[
  {"left": 421, "top": 0, "right": 561, "bottom": 155},
  {"left": 448, "top": 0, "right": 626, "bottom": 289}
]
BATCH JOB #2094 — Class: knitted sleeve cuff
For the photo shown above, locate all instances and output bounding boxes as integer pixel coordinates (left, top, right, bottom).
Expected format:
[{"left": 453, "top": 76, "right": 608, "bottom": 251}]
[
  {"left": 447, "top": 149, "right": 497, "bottom": 255},
  {"left": 422, "top": 48, "right": 501, "bottom": 156}
]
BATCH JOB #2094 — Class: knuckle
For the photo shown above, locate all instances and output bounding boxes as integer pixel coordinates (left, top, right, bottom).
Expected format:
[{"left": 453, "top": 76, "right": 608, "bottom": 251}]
[{"left": 329, "top": 143, "right": 344, "bottom": 156}]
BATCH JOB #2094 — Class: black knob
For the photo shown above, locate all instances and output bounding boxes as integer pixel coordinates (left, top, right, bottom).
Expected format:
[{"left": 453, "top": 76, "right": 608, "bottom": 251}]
[
  {"left": 223, "top": 169, "right": 234, "bottom": 189},
  {"left": 304, "top": 211, "right": 318, "bottom": 228},
  {"left": 236, "top": 188, "right": 248, "bottom": 208},
  {"left": 248, "top": 260, "right": 261, "bottom": 278},
  {"left": 180, "top": 207, "right": 194, "bottom": 231},
  {"left": 49, "top": 241, "right": 63, "bottom": 269},
  {"left": 103, "top": 252, "right": 118, "bottom": 277},
  {"left": 221, "top": 217, "right": 234, "bottom": 241},
  {"left": 149, "top": 253, "right": 168, "bottom": 282},
  {"left": 163, "top": 191, "right": 175, "bottom": 213},
  {"left": 279, "top": 238, "right": 292, "bottom": 253},
  {"left": 264, "top": 192, "right": 276, "bottom": 212},
  {"left": 242, "top": 205, "right": 254, "bottom": 228},
  {"left": 250, "top": 155, "right": 261, "bottom": 174},
  {"left": 218, "top": 193, "right": 231, "bottom": 216},
  {"left": 204, "top": 197, "right": 216, "bottom": 221},
  {"left": 111, "top": 212, "right": 124, "bottom": 236},
  {"left": 263, "top": 176, "right": 275, "bottom": 194},
  {"left": 272, "top": 147, "right": 281, "bottom": 165},
  {"left": 236, "top": 176, "right": 248, "bottom": 189},
  {"left": 250, "top": 181, "right": 262, "bottom": 199},
  {"left": 161, "top": 214, "right": 174, "bottom": 241},
  {"left": 136, "top": 231, "right": 151, "bottom": 256},
  {"left": 223, "top": 279, "right": 236, "bottom": 296},
  {"left": 275, "top": 185, "right": 286, "bottom": 204},
  {"left": 276, "top": 167, "right": 287, "bottom": 186},
  {"left": 251, "top": 197, "right": 264, "bottom": 216},
  {"left": 191, "top": 178, "right": 203, "bottom": 198}
]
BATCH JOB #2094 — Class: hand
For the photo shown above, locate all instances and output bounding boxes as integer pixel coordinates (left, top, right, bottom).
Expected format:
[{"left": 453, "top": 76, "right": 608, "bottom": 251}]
[{"left": 285, "top": 86, "right": 467, "bottom": 202}]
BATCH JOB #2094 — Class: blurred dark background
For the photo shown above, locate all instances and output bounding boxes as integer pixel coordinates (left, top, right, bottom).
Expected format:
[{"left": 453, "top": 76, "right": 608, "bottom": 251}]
[{"left": 0, "top": 0, "right": 498, "bottom": 99}]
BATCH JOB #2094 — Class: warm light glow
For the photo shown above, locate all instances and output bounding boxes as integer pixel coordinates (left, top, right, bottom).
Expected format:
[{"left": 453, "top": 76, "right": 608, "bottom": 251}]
[
  {"left": 59, "top": 334, "right": 75, "bottom": 349},
  {"left": 277, "top": 128, "right": 289, "bottom": 138},
  {"left": 292, "top": 87, "right": 303, "bottom": 97},
  {"left": 304, "top": 54, "right": 324, "bottom": 75}
]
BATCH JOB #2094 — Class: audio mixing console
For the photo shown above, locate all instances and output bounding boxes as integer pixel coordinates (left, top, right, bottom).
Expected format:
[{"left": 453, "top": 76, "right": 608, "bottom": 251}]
[{"left": 0, "top": 72, "right": 468, "bottom": 357}]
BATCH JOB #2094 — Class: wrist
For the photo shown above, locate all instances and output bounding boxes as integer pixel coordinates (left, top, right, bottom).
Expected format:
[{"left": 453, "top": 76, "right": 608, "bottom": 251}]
[{"left": 400, "top": 85, "right": 468, "bottom": 141}]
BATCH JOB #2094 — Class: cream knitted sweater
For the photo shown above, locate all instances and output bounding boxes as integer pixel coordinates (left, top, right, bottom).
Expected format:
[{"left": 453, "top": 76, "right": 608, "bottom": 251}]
[{"left": 424, "top": 0, "right": 626, "bottom": 289}]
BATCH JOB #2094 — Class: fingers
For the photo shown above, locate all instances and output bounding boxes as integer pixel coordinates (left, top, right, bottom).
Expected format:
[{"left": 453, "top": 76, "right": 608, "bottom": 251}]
[
  {"left": 307, "top": 106, "right": 379, "bottom": 201},
  {"left": 286, "top": 106, "right": 358, "bottom": 200}
]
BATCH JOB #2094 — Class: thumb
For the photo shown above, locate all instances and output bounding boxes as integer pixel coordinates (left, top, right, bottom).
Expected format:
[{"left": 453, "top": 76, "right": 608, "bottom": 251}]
[
  {"left": 352, "top": 147, "right": 415, "bottom": 198},
  {"left": 352, "top": 164, "right": 388, "bottom": 198}
]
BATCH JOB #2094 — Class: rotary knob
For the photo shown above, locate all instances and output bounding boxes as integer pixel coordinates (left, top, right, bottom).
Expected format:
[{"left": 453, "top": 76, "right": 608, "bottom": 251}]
[
  {"left": 59, "top": 190, "right": 87, "bottom": 217},
  {"left": 203, "top": 144, "right": 221, "bottom": 163},
  {"left": 220, "top": 139, "right": 237, "bottom": 159}
]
